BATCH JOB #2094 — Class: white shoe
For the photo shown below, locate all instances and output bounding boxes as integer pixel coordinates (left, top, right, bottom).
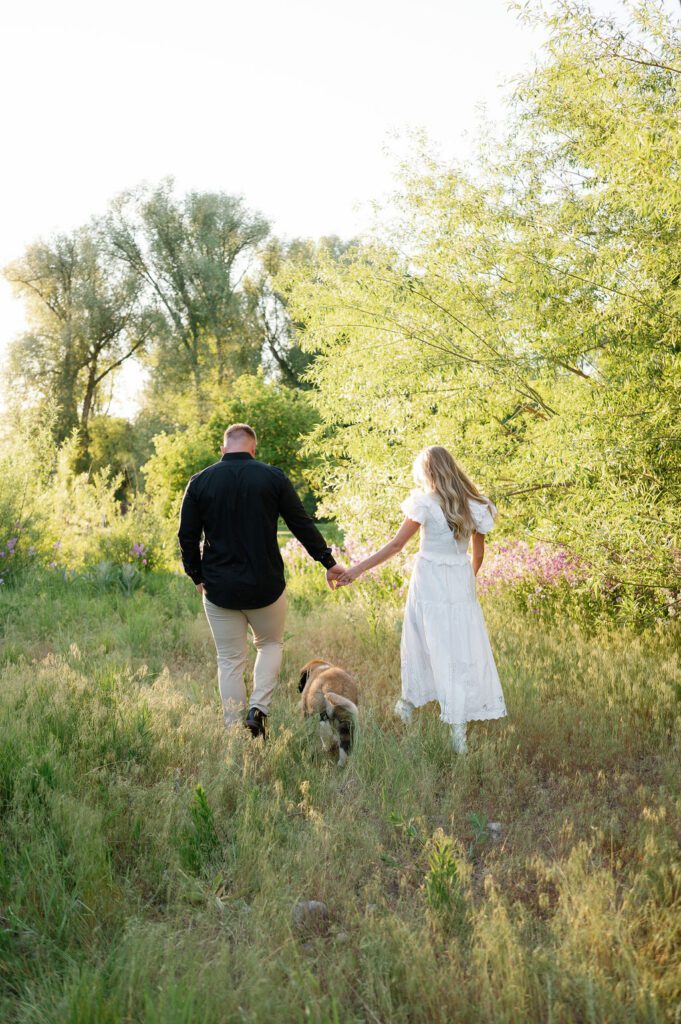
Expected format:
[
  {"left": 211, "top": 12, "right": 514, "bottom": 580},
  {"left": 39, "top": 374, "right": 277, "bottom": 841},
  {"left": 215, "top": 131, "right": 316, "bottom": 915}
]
[
  {"left": 451, "top": 723, "right": 467, "bottom": 754},
  {"left": 394, "top": 699, "right": 415, "bottom": 725}
]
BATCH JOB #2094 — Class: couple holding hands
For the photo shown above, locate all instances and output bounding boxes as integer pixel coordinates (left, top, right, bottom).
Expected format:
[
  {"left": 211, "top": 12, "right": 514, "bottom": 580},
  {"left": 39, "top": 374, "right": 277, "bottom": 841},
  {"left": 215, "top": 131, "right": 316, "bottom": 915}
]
[{"left": 178, "top": 423, "right": 506, "bottom": 751}]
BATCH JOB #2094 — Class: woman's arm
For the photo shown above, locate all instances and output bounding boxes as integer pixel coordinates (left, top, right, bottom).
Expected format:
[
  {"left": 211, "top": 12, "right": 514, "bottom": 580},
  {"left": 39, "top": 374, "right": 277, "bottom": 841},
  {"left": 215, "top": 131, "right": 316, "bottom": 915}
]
[
  {"left": 471, "top": 531, "right": 485, "bottom": 576},
  {"left": 338, "top": 518, "right": 420, "bottom": 584}
]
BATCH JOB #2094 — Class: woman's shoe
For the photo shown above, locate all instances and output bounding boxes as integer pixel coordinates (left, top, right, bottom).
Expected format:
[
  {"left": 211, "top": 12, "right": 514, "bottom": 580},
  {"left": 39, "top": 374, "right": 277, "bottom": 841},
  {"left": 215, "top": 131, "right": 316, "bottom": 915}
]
[
  {"left": 451, "top": 723, "right": 467, "bottom": 754},
  {"left": 394, "top": 699, "right": 415, "bottom": 725}
]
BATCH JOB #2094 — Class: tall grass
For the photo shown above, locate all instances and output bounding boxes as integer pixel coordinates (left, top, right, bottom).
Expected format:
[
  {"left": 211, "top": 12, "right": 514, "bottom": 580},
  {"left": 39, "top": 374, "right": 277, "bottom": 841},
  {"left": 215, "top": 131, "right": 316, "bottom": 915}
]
[{"left": 1, "top": 572, "right": 679, "bottom": 1022}]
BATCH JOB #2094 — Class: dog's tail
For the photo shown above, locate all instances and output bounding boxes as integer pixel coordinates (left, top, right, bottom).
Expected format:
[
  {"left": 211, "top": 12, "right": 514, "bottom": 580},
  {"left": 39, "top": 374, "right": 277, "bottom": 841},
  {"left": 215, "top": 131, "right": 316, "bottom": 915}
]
[
  {"left": 324, "top": 692, "right": 358, "bottom": 758},
  {"left": 323, "top": 692, "right": 358, "bottom": 722}
]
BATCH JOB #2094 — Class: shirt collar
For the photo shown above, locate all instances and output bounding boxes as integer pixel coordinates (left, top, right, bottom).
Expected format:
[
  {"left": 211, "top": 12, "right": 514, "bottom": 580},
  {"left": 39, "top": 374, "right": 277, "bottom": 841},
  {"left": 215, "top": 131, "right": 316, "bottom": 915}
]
[{"left": 220, "top": 452, "right": 254, "bottom": 461}]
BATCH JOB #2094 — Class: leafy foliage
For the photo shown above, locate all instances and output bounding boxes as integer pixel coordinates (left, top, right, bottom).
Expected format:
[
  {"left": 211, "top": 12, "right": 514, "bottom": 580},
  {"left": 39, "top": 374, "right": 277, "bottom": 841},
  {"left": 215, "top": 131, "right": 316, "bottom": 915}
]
[
  {"left": 4, "top": 222, "right": 154, "bottom": 461},
  {"left": 142, "top": 372, "right": 319, "bottom": 514},
  {"left": 424, "top": 832, "right": 469, "bottom": 937},
  {"left": 280, "top": 1, "right": 681, "bottom": 609},
  {"left": 179, "top": 784, "right": 221, "bottom": 875},
  {"left": 106, "top": 181, "right": 270, "bottom": 405}
]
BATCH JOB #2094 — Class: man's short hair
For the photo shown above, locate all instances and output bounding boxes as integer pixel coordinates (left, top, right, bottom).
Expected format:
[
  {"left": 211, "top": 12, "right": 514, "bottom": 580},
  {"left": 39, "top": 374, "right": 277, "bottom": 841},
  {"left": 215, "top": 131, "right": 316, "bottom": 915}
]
[{"left": 224, "top": 423, "right": 257, "bottom": 446}]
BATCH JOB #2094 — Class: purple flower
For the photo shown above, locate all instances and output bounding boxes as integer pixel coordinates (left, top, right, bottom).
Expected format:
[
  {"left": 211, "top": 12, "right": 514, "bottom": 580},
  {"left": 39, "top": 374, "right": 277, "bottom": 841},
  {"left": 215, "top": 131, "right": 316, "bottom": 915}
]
[
  {"left": 53, "top": 541, "right": 61, "bottom": 550},
  {"left": 477, "top": 539, "right": 584, "bottom": 595},
  {"left": 131, "top": 542, "right": 148, "bottom": 558},
  {"left": 7, "top": 537, "right": 17, "bottom": 551}
]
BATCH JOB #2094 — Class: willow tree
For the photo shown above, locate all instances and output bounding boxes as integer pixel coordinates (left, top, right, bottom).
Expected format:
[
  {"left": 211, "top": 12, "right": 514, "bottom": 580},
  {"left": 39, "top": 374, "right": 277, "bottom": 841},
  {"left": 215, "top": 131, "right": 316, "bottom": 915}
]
[
  {"left": 244, "top": 236, "right": 355, "bottom": 388},
  {"left": 4, "top": 224, "right": 153, "bottom": 462},
  {"left": 106, "top": 182, "right": 270, "bottom": 412},
  {"left": 280, "top": 0, "right": 680, "bottom": 602}
]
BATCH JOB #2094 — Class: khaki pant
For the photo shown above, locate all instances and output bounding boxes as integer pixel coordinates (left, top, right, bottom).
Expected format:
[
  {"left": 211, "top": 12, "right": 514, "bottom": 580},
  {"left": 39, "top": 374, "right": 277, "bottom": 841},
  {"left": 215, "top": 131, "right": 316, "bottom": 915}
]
[{"left": 203, "top": 593, "right": 286, "bottom": 727}]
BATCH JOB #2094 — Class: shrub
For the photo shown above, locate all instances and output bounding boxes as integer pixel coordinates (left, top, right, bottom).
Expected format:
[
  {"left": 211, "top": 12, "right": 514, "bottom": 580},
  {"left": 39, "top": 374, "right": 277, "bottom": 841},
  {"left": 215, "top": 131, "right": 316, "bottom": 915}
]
[{"left": 142, "top": 372, "right": 319, "bottom": 515}]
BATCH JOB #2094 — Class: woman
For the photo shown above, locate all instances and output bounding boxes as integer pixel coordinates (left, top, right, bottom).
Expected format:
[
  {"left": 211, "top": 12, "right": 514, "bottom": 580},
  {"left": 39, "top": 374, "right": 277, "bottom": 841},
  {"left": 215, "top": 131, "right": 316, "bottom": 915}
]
[{"left": 338, "top": 446, "right": 507, "bottom": 752}]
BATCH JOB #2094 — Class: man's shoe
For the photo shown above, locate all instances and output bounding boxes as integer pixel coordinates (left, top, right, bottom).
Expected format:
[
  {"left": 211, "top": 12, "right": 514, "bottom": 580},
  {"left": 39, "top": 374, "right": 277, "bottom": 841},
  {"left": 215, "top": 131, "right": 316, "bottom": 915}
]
[{"left": 245, "top": 707, "right": 267, "bottom": 739}]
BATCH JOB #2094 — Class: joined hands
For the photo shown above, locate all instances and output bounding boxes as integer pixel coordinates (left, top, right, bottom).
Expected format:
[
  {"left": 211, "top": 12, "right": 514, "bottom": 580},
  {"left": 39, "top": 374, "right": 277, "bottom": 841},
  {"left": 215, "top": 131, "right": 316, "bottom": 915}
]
[{"left": 326, "top": 564, "right": 361, "bottom": 590}]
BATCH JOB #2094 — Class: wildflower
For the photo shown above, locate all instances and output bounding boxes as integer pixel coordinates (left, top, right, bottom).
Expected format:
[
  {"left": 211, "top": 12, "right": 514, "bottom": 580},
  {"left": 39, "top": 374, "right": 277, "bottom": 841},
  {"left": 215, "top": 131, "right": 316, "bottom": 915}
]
[
  {"left": 53, "top": 541, "right": 61, "bottom": 550},
  {"left": 7, "top": 537, "right": 17, "bottom": 552}
]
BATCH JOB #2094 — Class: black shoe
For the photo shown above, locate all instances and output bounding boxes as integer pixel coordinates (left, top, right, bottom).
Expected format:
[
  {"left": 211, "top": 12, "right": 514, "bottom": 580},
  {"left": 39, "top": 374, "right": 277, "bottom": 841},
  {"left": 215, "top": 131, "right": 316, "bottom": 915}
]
[{"left": 245, "top": 707, "right": 267, "bottom": 739}]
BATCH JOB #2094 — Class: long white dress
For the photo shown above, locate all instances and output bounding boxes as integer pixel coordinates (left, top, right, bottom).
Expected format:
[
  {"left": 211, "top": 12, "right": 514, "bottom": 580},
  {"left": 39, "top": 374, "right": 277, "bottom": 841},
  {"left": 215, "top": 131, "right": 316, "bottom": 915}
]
[{"left": 400, "top": 490, "right": 507, "bottom": 726}]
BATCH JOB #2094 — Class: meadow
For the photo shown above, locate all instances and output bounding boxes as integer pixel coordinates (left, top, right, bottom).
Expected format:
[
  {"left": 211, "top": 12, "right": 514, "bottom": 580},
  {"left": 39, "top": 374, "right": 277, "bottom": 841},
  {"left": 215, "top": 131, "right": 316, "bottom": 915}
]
[
  {"left": 1, "top": 568, "right": 679, "bottom": 1023},
  {"left": 1, "top": 1, "right": 679, "bottom": 1020}
]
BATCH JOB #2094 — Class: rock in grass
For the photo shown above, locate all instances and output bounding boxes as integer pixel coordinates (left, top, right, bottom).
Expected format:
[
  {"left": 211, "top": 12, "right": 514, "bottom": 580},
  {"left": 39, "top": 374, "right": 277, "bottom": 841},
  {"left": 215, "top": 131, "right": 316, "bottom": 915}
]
[
  {"left": 292, "top": 900, "right": 329, "bottom": 937},
  {"left": 487, "top": 822, "right": 503, "bottom": 841}
]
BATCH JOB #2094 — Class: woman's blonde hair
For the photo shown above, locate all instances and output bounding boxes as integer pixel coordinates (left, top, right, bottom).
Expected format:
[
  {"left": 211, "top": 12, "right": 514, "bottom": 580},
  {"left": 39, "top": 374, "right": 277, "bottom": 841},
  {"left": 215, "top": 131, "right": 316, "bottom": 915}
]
[{"left": 412, "top": 446, "right": 495, "bottom": 539}]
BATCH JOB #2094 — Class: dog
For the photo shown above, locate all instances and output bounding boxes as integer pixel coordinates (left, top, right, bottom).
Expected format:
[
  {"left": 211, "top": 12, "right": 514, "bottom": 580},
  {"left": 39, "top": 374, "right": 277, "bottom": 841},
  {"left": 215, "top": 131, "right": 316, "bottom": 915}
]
[{"left": 298, "top": 660, "right": 359, "bottom": 767}]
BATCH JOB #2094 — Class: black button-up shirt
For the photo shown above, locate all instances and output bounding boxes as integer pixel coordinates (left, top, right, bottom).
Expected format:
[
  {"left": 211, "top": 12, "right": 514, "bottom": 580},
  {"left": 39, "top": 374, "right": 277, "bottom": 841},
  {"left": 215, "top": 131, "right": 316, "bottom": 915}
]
[{"left": 178, "top": 452, "right": 336, "bottom": 609}]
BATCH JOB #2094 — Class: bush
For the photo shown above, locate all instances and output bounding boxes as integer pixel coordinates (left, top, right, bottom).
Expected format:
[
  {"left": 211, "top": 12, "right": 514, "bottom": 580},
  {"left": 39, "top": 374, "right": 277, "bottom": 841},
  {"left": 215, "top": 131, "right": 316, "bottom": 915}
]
[{"left": 142, "top": 372, "right": 319, "bottom": 515}]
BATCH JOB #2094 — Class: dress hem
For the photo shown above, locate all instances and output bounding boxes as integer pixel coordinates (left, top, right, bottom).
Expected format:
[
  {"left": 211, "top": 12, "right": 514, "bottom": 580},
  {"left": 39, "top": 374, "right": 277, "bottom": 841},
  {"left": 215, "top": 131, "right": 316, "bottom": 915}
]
[{"left": 402, "top": 694, "right": 508, "bottom": 726}]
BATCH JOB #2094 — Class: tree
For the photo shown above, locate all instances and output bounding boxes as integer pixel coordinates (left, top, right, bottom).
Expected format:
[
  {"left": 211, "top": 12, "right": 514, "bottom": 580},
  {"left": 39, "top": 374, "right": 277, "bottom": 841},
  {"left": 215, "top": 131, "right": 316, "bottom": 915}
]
[
  {"left": 245, "top": 236, "right": 352, "bottom": 388},
  {"left": 142, "top": 372, "right": 319, "bottom": 514},
  {"left": 4, "top": 223, "right": 153, "bottom": 461},
  {"left": 107, "top": 182, "right": 270, "bottom": 407},
  {"left": 281, "top": 1, "right": 680, "bottom": 602},
  {"left": 88, "top": 415, "right": 140, "bottom": 500}
]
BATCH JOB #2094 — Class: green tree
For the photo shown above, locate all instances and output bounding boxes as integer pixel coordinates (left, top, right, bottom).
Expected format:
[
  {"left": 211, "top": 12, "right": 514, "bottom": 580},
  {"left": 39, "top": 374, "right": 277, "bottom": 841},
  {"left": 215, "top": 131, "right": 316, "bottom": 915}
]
[
  {"left": 142, "top": 372, "right": 319, "bottom": 514},
  {"left": 281, "top": 1, "right": 680, "bottom": 601},
  {"left": 107, "top": 182, "right": 270, "bottom": 407},
  {"left": 4, "top": 224, "right": 153, "bottom": 461},
  {"left": 245, "top": 236, "right": 353, "bottom": 388},
  {"left": 88, "top": 416, "right": 140, "bottom": 499}
]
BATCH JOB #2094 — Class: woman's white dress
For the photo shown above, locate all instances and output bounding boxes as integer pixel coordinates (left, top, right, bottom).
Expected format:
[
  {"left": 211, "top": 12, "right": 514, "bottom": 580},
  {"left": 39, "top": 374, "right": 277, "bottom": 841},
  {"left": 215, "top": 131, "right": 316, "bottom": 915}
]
[{"left": 400, "top": 490, "right": 507, "bottom": 726}]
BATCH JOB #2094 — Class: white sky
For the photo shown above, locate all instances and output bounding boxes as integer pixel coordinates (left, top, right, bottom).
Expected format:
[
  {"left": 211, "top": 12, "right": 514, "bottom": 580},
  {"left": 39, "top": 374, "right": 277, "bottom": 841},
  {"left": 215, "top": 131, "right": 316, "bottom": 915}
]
[{"left": 1, "top": 0, "right": 677, "bottom": 412}]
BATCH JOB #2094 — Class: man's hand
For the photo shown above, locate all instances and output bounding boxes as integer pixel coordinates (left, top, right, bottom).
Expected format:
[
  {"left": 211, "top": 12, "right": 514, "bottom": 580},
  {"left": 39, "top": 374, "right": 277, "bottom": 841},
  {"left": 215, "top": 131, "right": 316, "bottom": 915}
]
[
  {"left": 326, "top": 565, "right": 346, "bottom": 590},
  {"left": 196, "top": 583, "right": 206, "bottom": 596}
]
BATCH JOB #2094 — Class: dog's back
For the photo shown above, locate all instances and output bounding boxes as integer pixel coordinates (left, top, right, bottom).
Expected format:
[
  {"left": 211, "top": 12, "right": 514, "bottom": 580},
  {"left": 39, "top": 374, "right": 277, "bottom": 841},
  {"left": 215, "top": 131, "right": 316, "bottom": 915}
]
[{"left": 302, "top": 666, "right": 359, "bottom": 716}]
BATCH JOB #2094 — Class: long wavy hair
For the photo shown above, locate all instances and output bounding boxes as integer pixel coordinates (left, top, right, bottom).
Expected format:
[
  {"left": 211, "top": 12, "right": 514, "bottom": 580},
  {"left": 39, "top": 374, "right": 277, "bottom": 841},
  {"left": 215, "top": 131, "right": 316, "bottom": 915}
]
[{"left": 412, "top": 446, "right": 496, "bottom": 539}]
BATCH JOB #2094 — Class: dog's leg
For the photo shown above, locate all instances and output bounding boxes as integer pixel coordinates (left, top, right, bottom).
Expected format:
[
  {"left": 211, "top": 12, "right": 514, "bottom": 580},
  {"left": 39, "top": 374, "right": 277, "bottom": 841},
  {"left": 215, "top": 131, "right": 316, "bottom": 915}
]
[
  {"left": 324, "top": 693, "right": 358, "bottom": 765},
  {"left": 319, "top": 718, "right": 336, "bottom": 753}
]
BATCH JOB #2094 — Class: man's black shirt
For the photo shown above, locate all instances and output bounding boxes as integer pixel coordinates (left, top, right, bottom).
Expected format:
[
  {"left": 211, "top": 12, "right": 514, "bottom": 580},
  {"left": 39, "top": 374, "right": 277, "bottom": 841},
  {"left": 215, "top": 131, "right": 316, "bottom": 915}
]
[{"left": 178, "top": 452, "right": 336, "bottom": 609}]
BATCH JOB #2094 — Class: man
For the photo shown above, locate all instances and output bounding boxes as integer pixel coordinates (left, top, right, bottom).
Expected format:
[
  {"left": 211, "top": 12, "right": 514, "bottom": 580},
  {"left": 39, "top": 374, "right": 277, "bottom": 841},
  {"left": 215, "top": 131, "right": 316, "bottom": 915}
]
[{"left": 178, "top": 422, "right": 344, "bottom": 738}]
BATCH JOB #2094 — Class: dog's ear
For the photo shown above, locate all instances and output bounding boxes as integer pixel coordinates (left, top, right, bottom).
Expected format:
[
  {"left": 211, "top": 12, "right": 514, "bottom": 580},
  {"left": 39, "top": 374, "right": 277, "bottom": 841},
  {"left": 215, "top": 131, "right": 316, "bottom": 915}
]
[{"left": 298, "top": 669, "right": 309, "bottom": 693}]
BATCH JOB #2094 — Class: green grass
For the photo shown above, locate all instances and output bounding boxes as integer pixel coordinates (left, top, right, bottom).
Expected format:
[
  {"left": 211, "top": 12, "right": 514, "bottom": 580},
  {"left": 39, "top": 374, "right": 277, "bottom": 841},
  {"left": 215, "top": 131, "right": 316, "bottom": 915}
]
[{"left": 0, "top": 571, "right": 679, "bottom": 1022}]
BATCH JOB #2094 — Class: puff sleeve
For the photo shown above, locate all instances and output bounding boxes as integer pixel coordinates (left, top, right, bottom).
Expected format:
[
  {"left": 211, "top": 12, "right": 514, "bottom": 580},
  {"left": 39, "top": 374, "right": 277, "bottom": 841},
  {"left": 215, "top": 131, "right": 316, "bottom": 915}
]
[
  {"left": 470, "top": 499, "right": 496, "bottom": 535},
  {"left": 400, "top": 490, "right": 430, "bottom": 524}
]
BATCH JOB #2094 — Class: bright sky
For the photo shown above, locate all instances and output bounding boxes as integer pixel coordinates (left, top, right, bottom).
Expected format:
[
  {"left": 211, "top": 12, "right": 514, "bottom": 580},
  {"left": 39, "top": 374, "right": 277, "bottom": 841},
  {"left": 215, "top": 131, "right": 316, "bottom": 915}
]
[{"left": 1, "top": 0, "right": 676, "bottom": 411}]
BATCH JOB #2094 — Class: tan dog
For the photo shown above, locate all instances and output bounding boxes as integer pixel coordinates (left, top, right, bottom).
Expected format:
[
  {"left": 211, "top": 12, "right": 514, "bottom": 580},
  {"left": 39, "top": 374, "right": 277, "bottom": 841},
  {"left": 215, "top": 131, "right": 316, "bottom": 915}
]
[{"left": 298, "top": 660, "right": 359, "bottom": 767}]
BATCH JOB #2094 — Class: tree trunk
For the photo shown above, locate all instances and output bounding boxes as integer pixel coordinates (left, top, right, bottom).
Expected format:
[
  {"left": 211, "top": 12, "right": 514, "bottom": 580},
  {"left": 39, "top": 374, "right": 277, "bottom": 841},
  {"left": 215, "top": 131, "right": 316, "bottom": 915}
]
[{"left": 75, "top": 364, "right": 98, "bottom": 472}]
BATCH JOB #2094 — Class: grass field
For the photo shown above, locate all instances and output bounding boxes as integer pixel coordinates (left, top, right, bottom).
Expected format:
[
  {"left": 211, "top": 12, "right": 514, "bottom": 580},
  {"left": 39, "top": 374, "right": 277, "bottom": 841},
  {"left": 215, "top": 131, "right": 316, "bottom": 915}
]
[{"left": 1, "top": 571, "right": 679, "bottom": 1023}]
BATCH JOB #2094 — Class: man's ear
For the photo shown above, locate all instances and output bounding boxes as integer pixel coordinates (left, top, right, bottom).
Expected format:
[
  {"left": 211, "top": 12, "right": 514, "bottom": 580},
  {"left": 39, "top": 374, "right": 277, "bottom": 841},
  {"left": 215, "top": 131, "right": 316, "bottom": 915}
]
[{"left": 220, "top": 445, "right": 227, "bottom": 455}]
